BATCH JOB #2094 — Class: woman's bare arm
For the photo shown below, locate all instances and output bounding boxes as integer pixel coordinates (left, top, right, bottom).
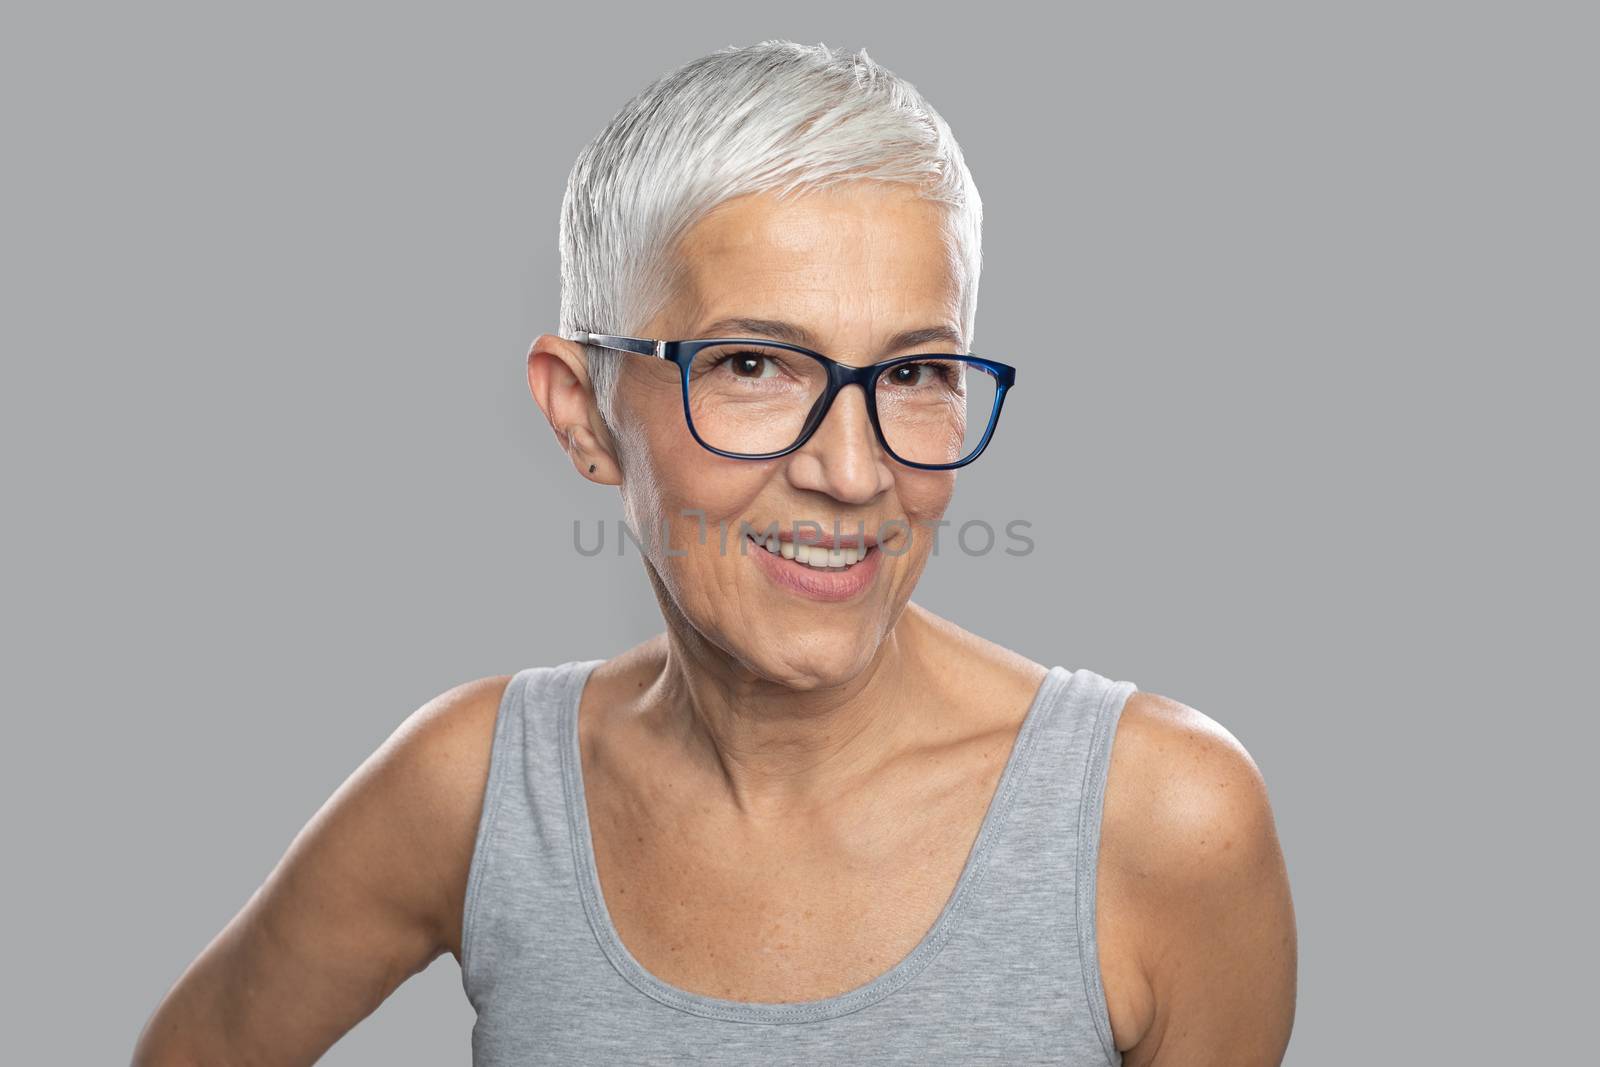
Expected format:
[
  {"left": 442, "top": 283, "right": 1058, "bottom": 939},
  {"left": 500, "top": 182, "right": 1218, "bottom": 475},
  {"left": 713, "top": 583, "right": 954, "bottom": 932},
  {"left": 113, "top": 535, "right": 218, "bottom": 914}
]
[
  {"left": 130, "top": 675, "right": 511, "bottom": 1066},
  {"left": 1100, "top": 691, "right": 1298, "bottom": 1066}
]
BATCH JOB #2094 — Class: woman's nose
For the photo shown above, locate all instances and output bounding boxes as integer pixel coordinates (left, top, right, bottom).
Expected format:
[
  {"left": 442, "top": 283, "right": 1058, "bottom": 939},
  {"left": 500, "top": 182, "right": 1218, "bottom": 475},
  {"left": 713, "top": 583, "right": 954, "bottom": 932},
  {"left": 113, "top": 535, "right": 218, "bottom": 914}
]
[{"left": 783, "top": 384, "right": 893, "bottom": 504}]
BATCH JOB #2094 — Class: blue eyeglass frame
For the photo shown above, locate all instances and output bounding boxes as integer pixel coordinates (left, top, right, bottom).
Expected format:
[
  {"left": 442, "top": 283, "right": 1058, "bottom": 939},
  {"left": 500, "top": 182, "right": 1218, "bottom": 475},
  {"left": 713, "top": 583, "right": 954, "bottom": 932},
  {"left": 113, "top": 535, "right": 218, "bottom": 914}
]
[{"left": 571, "top": 331, "right": 1017, "bottom": 471}]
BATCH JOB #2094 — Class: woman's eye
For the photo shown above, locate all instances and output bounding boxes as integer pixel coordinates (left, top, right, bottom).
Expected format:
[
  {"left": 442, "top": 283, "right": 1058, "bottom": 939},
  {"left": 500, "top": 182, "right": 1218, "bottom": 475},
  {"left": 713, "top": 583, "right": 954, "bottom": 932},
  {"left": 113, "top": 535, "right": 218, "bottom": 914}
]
[
  {"left": 890, "top": 363, "right": 932, "bottom": 386},
  {"left": 720, "top": 353, "right": 776, "bottom": 378}
]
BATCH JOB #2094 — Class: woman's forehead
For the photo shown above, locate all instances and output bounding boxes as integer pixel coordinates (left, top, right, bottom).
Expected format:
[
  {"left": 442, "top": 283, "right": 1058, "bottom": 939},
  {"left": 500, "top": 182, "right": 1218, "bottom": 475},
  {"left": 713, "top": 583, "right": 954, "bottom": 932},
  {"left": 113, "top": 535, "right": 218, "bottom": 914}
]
[{"left": 669, "top": 187, "right": 963, "bottom": 331}]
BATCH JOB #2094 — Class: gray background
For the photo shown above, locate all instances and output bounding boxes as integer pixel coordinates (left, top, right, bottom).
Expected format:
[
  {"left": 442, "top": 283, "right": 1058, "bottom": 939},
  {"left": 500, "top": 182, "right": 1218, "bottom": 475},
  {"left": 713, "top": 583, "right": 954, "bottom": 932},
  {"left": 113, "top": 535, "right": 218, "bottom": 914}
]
[{"left": 3, "top": 2, "right": 1592, "bottom": 1064}]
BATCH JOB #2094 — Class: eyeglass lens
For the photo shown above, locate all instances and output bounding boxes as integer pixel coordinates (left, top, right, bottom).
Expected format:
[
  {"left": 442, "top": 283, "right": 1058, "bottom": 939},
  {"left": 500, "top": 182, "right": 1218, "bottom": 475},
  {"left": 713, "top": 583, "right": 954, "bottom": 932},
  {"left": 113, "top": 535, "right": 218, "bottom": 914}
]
[{"left": 684, "top": 343, "right": 997, "bottom": 464}]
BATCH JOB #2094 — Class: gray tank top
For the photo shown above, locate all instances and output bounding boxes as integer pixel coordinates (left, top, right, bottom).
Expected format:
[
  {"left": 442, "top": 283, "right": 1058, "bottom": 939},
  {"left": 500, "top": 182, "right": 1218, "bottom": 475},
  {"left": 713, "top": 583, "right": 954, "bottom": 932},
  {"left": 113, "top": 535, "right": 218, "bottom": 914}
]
[{"left": 461, "top": 658, "right": 1137, "bottom": 1065}]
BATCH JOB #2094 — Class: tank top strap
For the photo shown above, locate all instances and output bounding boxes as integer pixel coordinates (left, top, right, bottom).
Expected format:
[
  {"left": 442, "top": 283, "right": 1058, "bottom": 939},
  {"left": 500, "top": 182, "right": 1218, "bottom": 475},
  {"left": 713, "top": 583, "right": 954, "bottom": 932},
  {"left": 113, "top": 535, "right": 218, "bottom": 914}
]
[
  {"left": 983, "top": 663, "right": 1138, "bottom": 1065},
  {"left": 460, "top": 660, "right": 601, "bottom": 1001}
]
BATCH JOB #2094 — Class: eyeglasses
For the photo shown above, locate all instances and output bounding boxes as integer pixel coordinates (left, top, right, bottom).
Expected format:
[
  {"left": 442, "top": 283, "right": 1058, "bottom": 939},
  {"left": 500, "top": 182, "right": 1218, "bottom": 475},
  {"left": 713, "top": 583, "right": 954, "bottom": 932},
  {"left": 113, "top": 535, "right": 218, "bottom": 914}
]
[{"left": 571, "top": 332, "right": 1017, "bottom": 471}]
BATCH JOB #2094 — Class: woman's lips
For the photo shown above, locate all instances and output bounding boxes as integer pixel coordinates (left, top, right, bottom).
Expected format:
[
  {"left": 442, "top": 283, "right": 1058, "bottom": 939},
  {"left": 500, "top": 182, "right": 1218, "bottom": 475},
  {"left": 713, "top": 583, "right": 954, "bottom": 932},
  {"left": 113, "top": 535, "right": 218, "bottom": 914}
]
[{"left": 744, "top": 532, "right": 883, "bottom": 602}]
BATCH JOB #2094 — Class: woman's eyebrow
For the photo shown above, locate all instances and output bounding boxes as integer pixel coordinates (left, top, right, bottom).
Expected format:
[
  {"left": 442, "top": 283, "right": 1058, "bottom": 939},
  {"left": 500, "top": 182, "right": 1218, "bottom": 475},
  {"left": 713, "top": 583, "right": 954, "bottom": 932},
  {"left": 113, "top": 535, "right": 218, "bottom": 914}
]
[{"left": 697, "top": 316, "right": 966, "bottom": 352}]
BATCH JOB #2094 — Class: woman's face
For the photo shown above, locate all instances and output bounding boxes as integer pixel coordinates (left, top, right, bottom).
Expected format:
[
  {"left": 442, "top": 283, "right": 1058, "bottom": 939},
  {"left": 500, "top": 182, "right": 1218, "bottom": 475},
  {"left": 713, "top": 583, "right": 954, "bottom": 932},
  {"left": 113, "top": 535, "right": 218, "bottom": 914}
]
[{"left": 612, "top": 182, "right": 967, "bottom": 689}]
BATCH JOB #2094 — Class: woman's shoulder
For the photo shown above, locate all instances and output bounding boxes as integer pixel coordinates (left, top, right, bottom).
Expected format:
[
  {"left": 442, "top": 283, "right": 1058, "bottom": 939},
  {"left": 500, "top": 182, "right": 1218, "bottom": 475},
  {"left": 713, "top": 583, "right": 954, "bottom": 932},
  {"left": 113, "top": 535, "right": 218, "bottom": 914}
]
[
  {"left": 354, "top": 671, "right": 523, "bottom": 961},
  {"left": 1098, "top": 689, "right": 1280, "bottom": 903},
  {"left": 1095, "top": 688, "right": 1294, "bottom": 1053},
  {"left": 1101, "top": 690, "right": 1275, "bottom": 867}
]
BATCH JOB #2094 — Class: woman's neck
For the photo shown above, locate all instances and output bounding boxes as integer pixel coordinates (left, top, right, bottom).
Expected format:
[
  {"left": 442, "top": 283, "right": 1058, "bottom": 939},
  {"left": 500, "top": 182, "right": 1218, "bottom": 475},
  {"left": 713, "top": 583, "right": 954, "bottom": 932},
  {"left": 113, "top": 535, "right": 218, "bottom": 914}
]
[{"left": 627, "top": 607, "right": 947, "bottom": 819}]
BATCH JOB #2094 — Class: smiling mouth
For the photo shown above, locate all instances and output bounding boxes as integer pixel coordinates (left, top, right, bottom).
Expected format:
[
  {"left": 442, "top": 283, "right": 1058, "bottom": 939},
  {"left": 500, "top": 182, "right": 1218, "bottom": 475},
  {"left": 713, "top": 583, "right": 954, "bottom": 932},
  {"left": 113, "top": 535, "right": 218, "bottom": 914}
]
[{"left": 745, "top": 532, "right": 875, "bottom": 570}]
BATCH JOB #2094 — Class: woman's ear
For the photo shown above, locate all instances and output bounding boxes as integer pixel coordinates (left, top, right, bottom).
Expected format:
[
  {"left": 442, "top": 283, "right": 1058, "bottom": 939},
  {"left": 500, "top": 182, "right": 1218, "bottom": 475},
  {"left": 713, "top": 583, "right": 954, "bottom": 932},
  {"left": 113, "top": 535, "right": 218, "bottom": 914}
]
[{"left": 526, "top": 333, "right": 621, "bottom": 485}]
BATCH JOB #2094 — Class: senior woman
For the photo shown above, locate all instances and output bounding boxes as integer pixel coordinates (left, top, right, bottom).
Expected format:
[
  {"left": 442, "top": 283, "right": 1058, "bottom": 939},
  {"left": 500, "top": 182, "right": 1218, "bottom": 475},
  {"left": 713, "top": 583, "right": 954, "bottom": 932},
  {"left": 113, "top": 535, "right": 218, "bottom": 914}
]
[{"left": 133, "top": 41, "right": 1295, "bottom": 1067}]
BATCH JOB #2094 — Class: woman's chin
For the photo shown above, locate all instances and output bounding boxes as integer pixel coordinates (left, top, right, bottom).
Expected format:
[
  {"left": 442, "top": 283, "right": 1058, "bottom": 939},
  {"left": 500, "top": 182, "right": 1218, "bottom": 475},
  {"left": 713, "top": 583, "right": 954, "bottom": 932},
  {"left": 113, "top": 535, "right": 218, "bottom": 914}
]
[{"left": 728, "top": 637, "right": 877, "bottom": 690}]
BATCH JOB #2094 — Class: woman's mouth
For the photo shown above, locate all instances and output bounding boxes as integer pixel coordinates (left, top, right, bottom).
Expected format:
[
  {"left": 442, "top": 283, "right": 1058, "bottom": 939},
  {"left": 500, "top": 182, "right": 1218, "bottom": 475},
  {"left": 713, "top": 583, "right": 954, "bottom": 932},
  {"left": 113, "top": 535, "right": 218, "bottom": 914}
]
[
  {"left": 745, "top": 533, "right": 872, "bottom": 569},
  {"left": 743, "top": 532, "right": 883, "bottom": 602}
]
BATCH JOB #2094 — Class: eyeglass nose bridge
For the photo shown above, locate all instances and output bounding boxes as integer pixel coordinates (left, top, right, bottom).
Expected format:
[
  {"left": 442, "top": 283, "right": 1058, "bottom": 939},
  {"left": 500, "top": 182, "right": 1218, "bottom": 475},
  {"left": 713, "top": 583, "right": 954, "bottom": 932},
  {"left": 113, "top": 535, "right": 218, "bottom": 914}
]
[{"left": 787, "top": 359, "right": 885, "bottom": 452}]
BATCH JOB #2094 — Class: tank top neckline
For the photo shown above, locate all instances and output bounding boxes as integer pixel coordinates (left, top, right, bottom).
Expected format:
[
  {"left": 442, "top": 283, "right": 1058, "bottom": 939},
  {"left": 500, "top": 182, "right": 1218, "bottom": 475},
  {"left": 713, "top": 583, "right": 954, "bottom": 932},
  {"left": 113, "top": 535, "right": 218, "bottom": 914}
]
[{"left": 556, "top": 657, "right": 1076, "bottom": 1025}]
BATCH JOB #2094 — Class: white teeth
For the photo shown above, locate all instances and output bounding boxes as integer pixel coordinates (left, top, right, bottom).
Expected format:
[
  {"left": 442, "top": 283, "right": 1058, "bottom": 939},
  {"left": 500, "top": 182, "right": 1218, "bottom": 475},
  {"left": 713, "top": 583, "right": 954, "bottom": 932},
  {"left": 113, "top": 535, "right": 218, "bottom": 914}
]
[{"left": 751, "top": 535, "right": 868, "bottom": 569}]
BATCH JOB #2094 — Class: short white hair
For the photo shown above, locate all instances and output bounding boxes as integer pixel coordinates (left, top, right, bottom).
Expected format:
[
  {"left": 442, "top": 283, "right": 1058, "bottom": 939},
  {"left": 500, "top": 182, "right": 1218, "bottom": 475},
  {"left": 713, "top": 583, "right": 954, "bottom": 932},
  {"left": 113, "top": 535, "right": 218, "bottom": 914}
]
[{"left": 558, "top": 39, "right": 984, "bottom": 428}]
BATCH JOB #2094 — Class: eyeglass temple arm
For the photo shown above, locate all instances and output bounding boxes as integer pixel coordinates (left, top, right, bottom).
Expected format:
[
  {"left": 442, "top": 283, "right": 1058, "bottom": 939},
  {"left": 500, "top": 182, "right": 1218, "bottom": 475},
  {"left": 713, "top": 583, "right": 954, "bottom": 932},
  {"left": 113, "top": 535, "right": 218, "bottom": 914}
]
[{"left": 568, "top": 332, "right": 667, "bottom": 359}]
